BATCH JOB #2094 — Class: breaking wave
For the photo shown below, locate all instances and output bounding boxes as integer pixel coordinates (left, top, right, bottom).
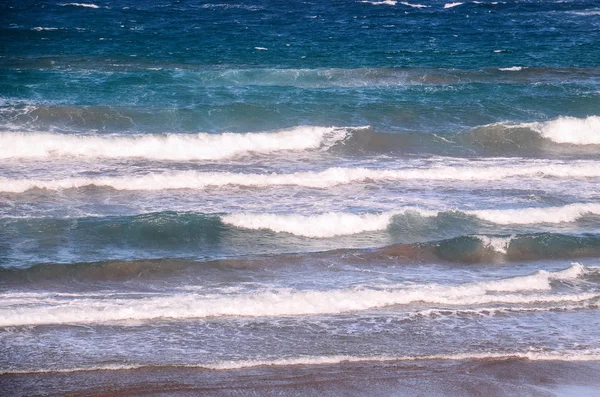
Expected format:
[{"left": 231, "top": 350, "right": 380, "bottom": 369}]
[
  {"left": 60, "top": 3, "right": 99, "bottom": 8},
  {"left": 462, "top": 116, "right": 600, "bottom": 152},
  {"left": 224, "top": 203, "right": 600, "bottom": 237},
  {"left": 0, "top": 264, "right": 593, "bottom": 327},
  {"left": 3, "top": 161, "right": 600, "bottom": 192},
  {"left": 0, "top": 126, "right": 350, "bottom": 160}
]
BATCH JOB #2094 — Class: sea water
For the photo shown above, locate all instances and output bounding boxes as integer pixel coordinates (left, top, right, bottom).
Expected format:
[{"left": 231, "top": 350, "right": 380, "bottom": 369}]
[{"left": 1, "top": 0, "right": 600, "bottom": 394}]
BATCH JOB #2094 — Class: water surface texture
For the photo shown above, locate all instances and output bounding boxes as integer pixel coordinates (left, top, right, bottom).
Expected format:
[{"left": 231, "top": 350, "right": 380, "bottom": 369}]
[{"left": 1, "top": 1, "right": 600, "bottom": 395}]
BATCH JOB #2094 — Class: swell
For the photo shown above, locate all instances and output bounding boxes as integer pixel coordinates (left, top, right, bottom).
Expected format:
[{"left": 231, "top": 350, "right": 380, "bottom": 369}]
[
  {"left": 334, "top": 116, "right": 600, "bottom": 157},
  {"left": 3, "top": 233, "right": 600, "bottom": 284},
  {"left": 3, "top": 66, "right": 600, "bottom": 86},
  {"left": 0, "top": 264, "right": 595, "bottom": 326},
  {"left": 2, "top": 206, "right": 600, "bottom": 259},
  {"left": 380, "top": 233, "right": 600, "bottom": 264},
  {"left": 3, "top": 160, "right": 600, "bottom": 192}
]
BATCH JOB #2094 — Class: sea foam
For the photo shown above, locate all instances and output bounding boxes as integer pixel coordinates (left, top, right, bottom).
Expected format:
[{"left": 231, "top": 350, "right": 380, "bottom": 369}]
[
  {"left": 444, "top": 2, "right": 464, "bottom": 8},
  {"left": 0, "top": 126, "right": 349, "bottom": 160},
  {"left": 530, "top": 116, "right": 600, "bottom": 145},
  {"left": 4, "top": 349, "right": 600, "bottom": 374},
  {"left": 0, "top": 264, "right": 591, "bottom": 327},
  {"left": 222, "top": 211, "right": 398, "bottom": 238},
  {"left": 61, "top": 3, "right": 99, "bottom": 8},
  {"left": 498, "top": 66, "right": 523, "bottom": 71},
  {"left": 400, "top": 2, "right": 429, "bottom": 8},
  {"left": 3, "top": 162, "right": 599, "bottom": 193},
  {"left": 361, "top": 0, "right": 397, "bottom": 5},
  {"left": 470, "top": 203, "right": 600, "bottom": 225}
]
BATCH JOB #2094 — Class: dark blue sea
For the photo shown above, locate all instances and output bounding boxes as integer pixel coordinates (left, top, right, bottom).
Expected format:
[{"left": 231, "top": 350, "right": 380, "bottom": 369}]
[{"left": 1, "top": 1, "right": 600, "bottom": 395}]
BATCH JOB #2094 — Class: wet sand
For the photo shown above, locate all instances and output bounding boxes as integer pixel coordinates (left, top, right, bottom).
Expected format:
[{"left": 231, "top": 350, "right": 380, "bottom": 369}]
[{"left": 3, "top": 358, "right": 600, "bottom": 396}]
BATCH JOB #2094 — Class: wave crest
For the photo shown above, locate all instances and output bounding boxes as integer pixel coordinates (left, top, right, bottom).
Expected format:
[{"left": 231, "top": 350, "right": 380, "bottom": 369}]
[
  {"left": 223, "top": 204, "right": 600, "bottom": 237},
  {"left": 0, "top": 126, "right": 350, "bottom": 160}
]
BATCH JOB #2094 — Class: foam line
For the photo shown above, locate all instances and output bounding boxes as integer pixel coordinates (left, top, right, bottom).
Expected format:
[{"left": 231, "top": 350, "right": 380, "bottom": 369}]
[
  {"left": 0, "top": 264, "right": 592, "bottom": 326},
  {"left": 3, "top": 162, "right": 600, "bottom": 193},
  {"left": 444, "top": 2, "right": 464, "bottom": 9},
  {"left": 4, "top": 349, "right": 600, "bottom": 374},
  {"left": 0, "top": 126, "right": 350, "bottom": 160},
  {"left": 469, "top": 203, "right": 600, "bottom": 225},
  {"left": 61, "top": 3, "right": 99, "bottom": 8}
]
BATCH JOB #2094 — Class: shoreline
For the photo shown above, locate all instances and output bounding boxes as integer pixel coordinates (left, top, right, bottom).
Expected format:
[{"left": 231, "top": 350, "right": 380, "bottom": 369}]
[{"left": 3, "top": 358, "right": 600, "bottom": 396}]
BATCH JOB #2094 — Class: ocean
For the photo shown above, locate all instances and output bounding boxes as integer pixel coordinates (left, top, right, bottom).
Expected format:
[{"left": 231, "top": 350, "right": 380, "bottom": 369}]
[{"left": 1, "top": 0, "right": 600, "bottom": 395}]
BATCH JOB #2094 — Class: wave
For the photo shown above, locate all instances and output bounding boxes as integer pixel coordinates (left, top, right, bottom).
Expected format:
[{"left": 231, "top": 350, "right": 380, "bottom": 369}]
[
  {"left": 0, "top": 126, "right": 350, "bottom": 160},
  {"left": 444, "top": 3, "right": 464, "bottom": 9},
  {"left": 3, "top": 161, "right": 600, "bottom": 192},
  {"left": 382, "top": 232, "right": 600, "bottom": 264},
  {"left": 528, "top": 116, "right": 600, "bottom": 145},
  {"left": 2, "top": 208, "right": 600, "bottom": 265},
  {"left": 3, "top": 114, "right": 596, "bottom": 158},
  {"left": 361, "top": 0, "right": 397, "bottom": 5},
  {"left": 498, "top": 66, "right": 523, "bottom": 71},
  {"left": 4, "top": 349, "right": 600, "bottom": 374},
  {"left": 468, "top": 203, "right": 600, "bottom": 225},
  {"left": 330, "top": 116, "right": 600, "bottom": 157},
  {"left": 3, "top": 66, "right": 600, "bottom": 89},
  {"left": 3, "top": 232, "right": 600, "bottom": 284},
  {"left": 400, "top": 2, "right": 429, "bottom": 8},
  {"left": 31, "top": 27, "right": 59, "bottom": 31},
  {"left": 223, "top": 212, "right": 398, "bottom": 238},
  {"left": 0, "top": 264, "right": 594, "bottom": 326},
  {"left": 224, "top": 204, "right": 600, "bottom": 237},
  {"left": 60, "top": 3, "right": 100, "bottom": 8},
  {"left": 2, "top": 209, "right": 600, "bottom": 271},
  {"left": 462, "top": 116, "right": 600, "bottom": 151}
]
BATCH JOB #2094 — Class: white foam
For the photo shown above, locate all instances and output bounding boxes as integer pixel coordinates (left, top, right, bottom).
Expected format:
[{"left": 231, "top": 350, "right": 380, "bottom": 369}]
[
  {"left": 530, "top": 116, "right": 600, "bottom": 145},
  {"left": 444, "top": 2, "right": 464, "bottom": 8},
  {"left": 4, "top": 349, "right": 600, "bottom": 374},
  {"left": 475, "top": 235, "right": 513, "bottom": 254},
  {"left": 499, "top": 66, "right": 523, "bottom": 71},
  {"left": 0, "top": 265, "right": 592, "bottom": 327},
  {"left": 32, "top": 27, "right": 59, "bottom": 31},
  {"left": 254, "top": 47, "right": 268, "bottom": 50},
  {"left": 568, "top": 10, "right": 600, "bottom": 16},
  {"left": 400, "top": 2, "right": 429, "bottom": 8},
  {"left": 222, "top": 211, "right": 398, "bottom": 238},
  {"left": 361, "top": 0, "right": 397, "bottom": 5},
  {"left": 61, "top": 3, "right": 99, "bottom": 8},
  {"left": 4, "top": 162, "right": 600, "bottom": 193},
  {"left": 412, "top": 301, "right": 595, "bottom": 318},
  {"left": 223, "top": 203, "right": 600, "bottom": 237},
  {"left": 201, "top": 349, "right": 600, "bottom": 371},
  {"left": 469, "top": 203, "right": 600, "bottom": 225},
  {"left": 0, "top": 126, "right": 350, "bottom": 160}
]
